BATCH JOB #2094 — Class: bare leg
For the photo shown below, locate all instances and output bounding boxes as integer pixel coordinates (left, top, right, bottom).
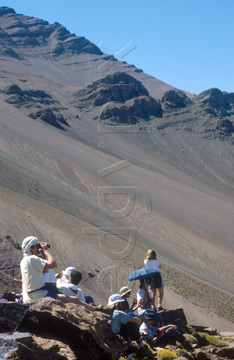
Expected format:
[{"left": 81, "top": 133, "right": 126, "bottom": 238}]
[
  {"left": 158, "top": 287, "right": 164, "bottom": 307},
  {"left": 151, "top": 288, "right": 157, "bottom": 309},
  {"left": 57, "top": 294, "right": 95, "bottom": 311}
]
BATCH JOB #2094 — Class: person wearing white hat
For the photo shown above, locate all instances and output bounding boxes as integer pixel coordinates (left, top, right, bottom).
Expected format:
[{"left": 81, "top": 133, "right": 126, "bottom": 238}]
[
  {"left": 56, "top": 266, "right": 77, "bottom": 289},
  {"left": 108, "top": 294, "right": 155, "bottom": 358},
  {"left": 20, "top": 236, "right": 95, "bottom": 311},
  {"left": 20, "top": 236, "right": 57, "bottom": 304},
  {"left": 59, "top": 270, "right": 86, "bottom": 302}
]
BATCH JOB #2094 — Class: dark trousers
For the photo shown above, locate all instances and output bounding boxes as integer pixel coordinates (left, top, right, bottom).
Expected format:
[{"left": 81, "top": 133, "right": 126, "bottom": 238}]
[
  {"left": 119, "top": 322, "right": 141, "bottom": 342},
  {"left": 163, "top": 327, "right": 186, "bottom": 345}
]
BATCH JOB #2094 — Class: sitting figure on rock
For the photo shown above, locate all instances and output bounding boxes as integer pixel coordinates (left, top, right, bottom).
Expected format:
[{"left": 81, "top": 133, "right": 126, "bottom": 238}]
[
  {"left": 56, "top": 266, "right": 77, "bottom": 287},
  {"left": 119, "top": 286, "right": 138, "bottom": 313},
  {"left": 59, "top": 269, "right": 86, "bottom": 302},
  {"left": 108, "top": 294, "right": 155, "bottom": 358},
  {"left": 140, "top": 309, "right": 191, "bottom": 350}
]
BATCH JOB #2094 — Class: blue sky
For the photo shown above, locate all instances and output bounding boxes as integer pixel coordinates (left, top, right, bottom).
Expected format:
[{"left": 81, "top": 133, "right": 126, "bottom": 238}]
[{"left": 1, "top": 0, "right": 234, "bottom": 94}]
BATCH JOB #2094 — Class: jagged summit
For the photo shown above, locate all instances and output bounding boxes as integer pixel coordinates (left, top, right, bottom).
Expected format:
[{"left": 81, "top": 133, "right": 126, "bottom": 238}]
[
  {"left": 0, "top": 7, "right": 16, "bottom": 16},
  {"left": 0, "top": 6, "right": 174, "bottom": 96},
  {"left": 0, "top": 6, "right": 102, "bottom": 59}
]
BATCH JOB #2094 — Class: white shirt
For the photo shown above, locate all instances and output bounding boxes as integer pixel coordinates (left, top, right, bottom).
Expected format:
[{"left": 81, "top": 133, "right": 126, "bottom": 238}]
[
  {"left": 137, "top": 288, "right": 153, "bottom": 315},
  {"left": 144, "top": 259, "right": 161, "bottom": 269},
  {"left": 43, "top": 269, "right": 57, "bottom": 283},
  {"left": 60, "top": 283, "right": 86, "bottom": 302},
  {"left": 20, "top": 254, "right": 47, "bottom": 304},
  {"left": 57, "top": 276, "right": 69, "bottom": 288}
]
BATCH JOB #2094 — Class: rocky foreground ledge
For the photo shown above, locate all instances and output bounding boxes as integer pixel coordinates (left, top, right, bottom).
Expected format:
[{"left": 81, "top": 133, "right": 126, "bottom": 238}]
[{"left": 0, "top": 298, "right": 234, "bottom": 360}]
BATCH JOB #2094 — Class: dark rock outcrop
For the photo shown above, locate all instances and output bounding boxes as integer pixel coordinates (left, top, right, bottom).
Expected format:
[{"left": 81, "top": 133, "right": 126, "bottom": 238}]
[
  {"left": 157, "top": 87, "right": 234, "bottom": 143},
  {"left": 76, "top": 72, "right": 149, "bottom": 106},
  {"left": 4, "top": 84, "right": 55, "bottom": 107},
  {"left": 194, "top": 88, "right": 234, "bottom": 116},
  {"left": 75, "top": 72, "right": 162, "bottom": 124},
  {"left": 1, "top": 300, "right": 234, "bottom": 360},
  {"left": 160, "top": 308, "right": 188, "bottom": 333},
  {"left": 0, "top": 7, "right": 16, "bottom": 16},
  {"left": 0, "top": 298, "right": 126, "bottom": 360},
  {"left": 2, "top": 85, "right": 69, "bottom": 130},
  {"left": 100, "top": 96, "right": 162, "bottom": 124},
  {"left": 0, "top": 302, "right": 28, "bottom": 332},
  {"left": 29, "top": 109, "right": 70, "bottom": 130},
  {"left": 162, "top": 89, "right": 192, "bottom": 109}
]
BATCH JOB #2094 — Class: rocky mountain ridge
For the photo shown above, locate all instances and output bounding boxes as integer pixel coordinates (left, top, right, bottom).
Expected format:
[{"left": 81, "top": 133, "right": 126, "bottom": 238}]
[
  {"left": 73, "top": 72, "right": 234, "bottom": 142},
  {"left": 0, "top": 7, "right": 102, "bottom": 59},
  {"left": 0, "top": 7, "right": 174, "bottom": 98},
  {"left": 1, "top": 71, "right": 234, "bottom": 142}
]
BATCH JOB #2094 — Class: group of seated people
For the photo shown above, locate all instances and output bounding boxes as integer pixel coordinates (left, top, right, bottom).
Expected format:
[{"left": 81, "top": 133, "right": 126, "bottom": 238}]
[
  {"left": 106, "top": 284, "right": 191, "bottom": 358},
  {"left": 2, "top": 236, "right": 190, "bottom": 358}
]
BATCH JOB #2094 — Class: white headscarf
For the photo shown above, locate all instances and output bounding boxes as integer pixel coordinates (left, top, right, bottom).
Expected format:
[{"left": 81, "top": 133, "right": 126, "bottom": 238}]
[
  {"left": 22, "top": 236, "right": 39, "bottom": 255},
  {"left": 62, "top": 267, "right": 77, "bottom": 280}
]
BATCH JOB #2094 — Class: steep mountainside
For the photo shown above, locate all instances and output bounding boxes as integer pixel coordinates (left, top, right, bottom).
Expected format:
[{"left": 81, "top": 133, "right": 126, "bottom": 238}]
[
  {"left": 0, "top": 6, "right": 173, "bottom": 98},
  {"left": 0, "top": 7, "right": 234, "bottom": 331}
]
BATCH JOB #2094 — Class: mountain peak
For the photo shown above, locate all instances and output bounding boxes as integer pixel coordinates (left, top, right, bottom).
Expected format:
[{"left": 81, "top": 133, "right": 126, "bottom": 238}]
[
  {"left": 0, "top": 7, "right": 16, "bottom": 16},
  {"left": 0, "top": 6, "right": 102, "bottom": 58}
]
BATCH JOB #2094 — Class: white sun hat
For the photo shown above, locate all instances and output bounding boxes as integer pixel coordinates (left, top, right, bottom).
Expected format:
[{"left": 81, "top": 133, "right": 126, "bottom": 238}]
[
  {"left": 107, "top": 294, "right": 125, "bottom": 306},
  {"left": 62, "top": 267, "right": 77, "bottom": 278},
  {"left": 22, "top": 236, "right": 39, "bottom": 254}
]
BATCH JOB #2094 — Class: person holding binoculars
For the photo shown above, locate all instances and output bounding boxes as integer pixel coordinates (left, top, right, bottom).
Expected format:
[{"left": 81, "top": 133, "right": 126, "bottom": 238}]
[{"left": 20, "top": 236, "right": 94, "bottom": 310}]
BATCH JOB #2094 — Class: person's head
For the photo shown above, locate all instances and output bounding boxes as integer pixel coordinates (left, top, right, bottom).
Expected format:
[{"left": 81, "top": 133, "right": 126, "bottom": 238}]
[
  {"left": 142, "top": 309, "right": 157, "bottom": 326},
  {"left": 119, "top": 286, "right": 131, "bottom": 299},
  {"left": 107, "top": 294, "right": 125, "bottom": 310},
  {"left": 62, "top": 267, "right": 77, "bottom": 281},
  {"left": 22, "top": 236, "right": 40, "bottom": 256},
  {"left": 146, "top": 249, "right": 157, "bottom": 260},
  {"left": 69, "top": 270, "right": 82, "bottom": 285}
]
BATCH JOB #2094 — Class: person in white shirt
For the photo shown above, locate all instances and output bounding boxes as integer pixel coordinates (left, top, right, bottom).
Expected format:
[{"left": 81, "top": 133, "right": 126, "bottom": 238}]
[
  {"left": 59, "top": 270, "right": 86, "bottom": 302},
  {"left": 20, "top": 236, "right": 57, "bottom": 304},
  {"left": 144, "top": 249, "right": 164, "bottom": 311},
  {"left": 137, "top": 278, "right": 154, "bottom": 315}
]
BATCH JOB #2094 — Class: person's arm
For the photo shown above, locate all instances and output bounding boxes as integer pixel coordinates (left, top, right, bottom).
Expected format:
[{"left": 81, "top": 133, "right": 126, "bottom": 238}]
[
  {"left": 152, "top": 324, "right": 177, "bottom": 343},
  {"left": 58, "top": 293, "right": 95, "bottom": 311},
  {"left": 40, "top": 242, "right": 57, "bottom": 271},
  {"left": 138, "top": 288, "right": 149, "bottom": 308},
  {"left": 129, "top": 298, "right": 137, "bottom": 312},
  {"left": 158, "top": 324, "right": 177, "bottom": 332},
  {"left": 153, "top": 329, "right": 165, "bottom": 343},
  {"left": 14, "top": 278, "right": 23, "bottom": 287},
  {"left": 128, "top": 316, "right": 142, "bottom": 326}
]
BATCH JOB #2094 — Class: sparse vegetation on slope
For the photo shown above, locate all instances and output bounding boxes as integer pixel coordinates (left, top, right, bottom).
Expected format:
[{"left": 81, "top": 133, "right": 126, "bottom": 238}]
[{"left": 163, "top": 265, "right": 234, "bottom": 324}]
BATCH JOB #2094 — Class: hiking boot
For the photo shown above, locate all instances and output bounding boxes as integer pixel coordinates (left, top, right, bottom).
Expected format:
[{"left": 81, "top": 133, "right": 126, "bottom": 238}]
[
  {"left": 183, "top": 340, "right": 193, "bottom": 351},
  {"left": 137, "top": 345, "right": 156, "bottom": 359},
  {"left": 123, "top": 345, "right": 138, "bottom": 358}
]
